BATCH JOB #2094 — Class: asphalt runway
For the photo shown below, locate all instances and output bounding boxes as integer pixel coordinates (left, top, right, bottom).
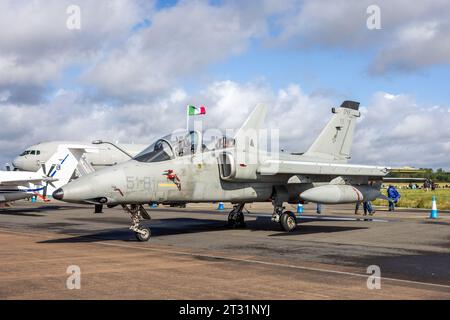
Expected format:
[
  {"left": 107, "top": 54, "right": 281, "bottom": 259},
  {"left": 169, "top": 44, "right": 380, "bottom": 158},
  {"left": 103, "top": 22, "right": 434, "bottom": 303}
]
[{"left": 0, "top": 201, "right": 449, "bottom": 299}]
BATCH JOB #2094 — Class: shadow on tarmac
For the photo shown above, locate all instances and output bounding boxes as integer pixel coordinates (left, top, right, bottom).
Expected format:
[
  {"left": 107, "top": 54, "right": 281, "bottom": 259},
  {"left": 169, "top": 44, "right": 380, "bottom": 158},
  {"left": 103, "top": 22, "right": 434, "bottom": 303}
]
[
  {"left": 37, "top": 216, "right": 368, "bottom": 244},
  {"left": 268, "top": 225, "right": 368, "bottom": 237},
  {"left": 0, "top": 205, "right": 84, "bottom": 217}
]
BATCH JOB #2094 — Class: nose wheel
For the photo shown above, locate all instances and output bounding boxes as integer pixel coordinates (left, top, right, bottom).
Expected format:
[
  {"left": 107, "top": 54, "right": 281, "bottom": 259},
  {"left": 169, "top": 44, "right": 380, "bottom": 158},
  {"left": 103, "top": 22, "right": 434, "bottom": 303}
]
[
  {"left": 135, "top": 227, "right": 151, "bottom": 241},
  {"left": 122, "top": 204, "right": 152, "bottom": 241}
]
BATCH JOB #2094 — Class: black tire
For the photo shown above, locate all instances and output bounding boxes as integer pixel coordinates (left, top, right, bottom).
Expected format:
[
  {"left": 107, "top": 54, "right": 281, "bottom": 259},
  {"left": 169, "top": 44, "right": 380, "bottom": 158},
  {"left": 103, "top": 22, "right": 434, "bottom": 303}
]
[
  {"left": 135, "top": 227, "right": 151, "bottom": 241},
  {"left": 228, "top": 212, "right": 246, "bottom": 228},
  {"left": 280, "top": 211, "right": 297, "bottom": 232},
  {"left": 235, "top": 212, "right": 246, "bottom": 228},
  {"left": 227, "top": 211, "right": 235, "bottom": 227}
]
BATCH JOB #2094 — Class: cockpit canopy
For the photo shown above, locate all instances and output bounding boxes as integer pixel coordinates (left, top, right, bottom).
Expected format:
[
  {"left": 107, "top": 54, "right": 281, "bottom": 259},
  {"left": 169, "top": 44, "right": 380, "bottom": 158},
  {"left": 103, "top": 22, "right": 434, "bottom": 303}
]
[{"left": 134, "top": 130, "right": 235, "bottom": 163}]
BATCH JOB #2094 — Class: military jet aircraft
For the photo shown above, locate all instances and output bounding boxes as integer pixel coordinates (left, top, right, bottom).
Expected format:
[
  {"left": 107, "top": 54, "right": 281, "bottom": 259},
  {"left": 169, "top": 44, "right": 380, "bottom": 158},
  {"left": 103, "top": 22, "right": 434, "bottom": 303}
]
[{"left": 53, "top": 101, "right": 390, "bottom": 241}]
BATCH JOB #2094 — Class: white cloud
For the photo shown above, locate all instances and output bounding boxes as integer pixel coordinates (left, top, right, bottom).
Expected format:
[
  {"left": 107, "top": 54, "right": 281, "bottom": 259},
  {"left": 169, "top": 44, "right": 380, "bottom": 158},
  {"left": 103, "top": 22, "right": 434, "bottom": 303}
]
[
  {"left": 398, "top": 21, "right": 437, "bottom": 42},
  {"left": 83, "top": 1, "right": 271, "bottom": 99},
  {"left": 273, "top": 0, "right": 450, "bottom": 74},
  {"left": 0, "top": 0, "right": 292, "bottom": 103},
  {"left": 370, "top": 19, "right": 450, "bottom": 74},
  {"left": 2, "top": 0, "right": 449, "bottom": 106},
  {"left": 0, "top": 90, "right": 11, "bottom": 102},
  {"left": 353, "top": 92, "right": 450, "bottom": 168},
  {"left": 0, "top": 0, "right": 148, "bottom": 101}
]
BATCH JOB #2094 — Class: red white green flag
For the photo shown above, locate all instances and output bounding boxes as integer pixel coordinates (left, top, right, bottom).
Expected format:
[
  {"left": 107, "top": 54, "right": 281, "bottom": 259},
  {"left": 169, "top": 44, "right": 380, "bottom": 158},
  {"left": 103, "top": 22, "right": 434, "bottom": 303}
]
[{"left": 187, "top": 105, "right": 206, "bottom": 116}]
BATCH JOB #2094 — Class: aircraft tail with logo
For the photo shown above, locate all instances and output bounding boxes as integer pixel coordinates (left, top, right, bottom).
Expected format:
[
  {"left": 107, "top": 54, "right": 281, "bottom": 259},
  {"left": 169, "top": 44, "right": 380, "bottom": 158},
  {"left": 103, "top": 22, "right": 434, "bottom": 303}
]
[
  {"left": 34, "top": 144, "right": 98, "bottom": 199},
  {"left": 303, "top": 100, "right": 360, "bottom": 163}
]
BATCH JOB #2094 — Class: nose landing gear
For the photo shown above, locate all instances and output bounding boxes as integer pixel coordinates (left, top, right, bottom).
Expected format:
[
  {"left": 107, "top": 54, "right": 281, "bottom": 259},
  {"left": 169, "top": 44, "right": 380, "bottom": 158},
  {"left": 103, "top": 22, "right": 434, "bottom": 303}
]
[
  {"left": 227, "top": 203, "right": 246, "bottom": 228},
  {"left": 122, "top": 204, "right": 152, "bottom": 241}
]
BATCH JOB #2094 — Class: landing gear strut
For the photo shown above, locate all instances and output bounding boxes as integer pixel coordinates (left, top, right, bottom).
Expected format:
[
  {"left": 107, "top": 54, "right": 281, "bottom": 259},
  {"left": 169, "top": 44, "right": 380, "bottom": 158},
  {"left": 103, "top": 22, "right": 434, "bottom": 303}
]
[
  {"left": 271, "top": 202, "right": 297, "bottom": 232},
  {"left": 122, "top": 204, "right": 152, "bottom": 241},
  {"left": 94, "top": 204, "right": 103, "bottom": 214},
  {"left": 227, "top": 203, "right": 246, "bottom": 228}
]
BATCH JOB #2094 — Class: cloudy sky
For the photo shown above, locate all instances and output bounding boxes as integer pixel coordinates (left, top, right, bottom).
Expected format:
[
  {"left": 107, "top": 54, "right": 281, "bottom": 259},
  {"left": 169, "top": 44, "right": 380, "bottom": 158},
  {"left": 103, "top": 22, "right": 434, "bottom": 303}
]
[{"left": 0, "top": 0, "right": 449, "bottom": 169}]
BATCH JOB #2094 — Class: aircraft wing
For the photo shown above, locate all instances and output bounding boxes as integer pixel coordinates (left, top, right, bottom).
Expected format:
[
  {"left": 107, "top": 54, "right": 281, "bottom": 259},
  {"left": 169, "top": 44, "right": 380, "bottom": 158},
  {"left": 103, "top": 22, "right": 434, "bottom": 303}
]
[
  {"left": 0, "top": 170, "right": 55, "bottom": 186},
  {"left": 0, "top": 176, "right": 57, "bottom": 187},
  {"left": 0, "top": 178, "right": 54, "bottom": 186},
  {"left": 258, "top": 159, "right": 389, "bottom": 177}
]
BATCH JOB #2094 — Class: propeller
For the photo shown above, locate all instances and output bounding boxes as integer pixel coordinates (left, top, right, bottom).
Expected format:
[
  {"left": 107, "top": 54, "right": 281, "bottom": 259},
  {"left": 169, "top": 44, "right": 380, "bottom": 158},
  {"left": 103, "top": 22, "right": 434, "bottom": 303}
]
[{"left": 41, "top": 163, "right": 57, "bottom": 199}]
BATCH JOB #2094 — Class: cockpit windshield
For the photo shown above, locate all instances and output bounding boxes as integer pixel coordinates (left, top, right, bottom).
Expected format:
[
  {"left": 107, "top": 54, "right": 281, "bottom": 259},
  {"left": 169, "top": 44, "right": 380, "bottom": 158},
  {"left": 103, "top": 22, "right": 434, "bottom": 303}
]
[
  {"left": 19, "top": 150, "right": 40, "bottom": 156},
  {"left": 134, "top": 139, "right": 175, "bottom": 163}
]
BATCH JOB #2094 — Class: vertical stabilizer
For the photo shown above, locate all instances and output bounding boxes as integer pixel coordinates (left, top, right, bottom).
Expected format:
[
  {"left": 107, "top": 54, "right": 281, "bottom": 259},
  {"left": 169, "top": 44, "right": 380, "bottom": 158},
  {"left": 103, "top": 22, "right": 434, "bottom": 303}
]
[
  {"left": 234, "top": 104, "right": 267, "bottom": 154},
  {"left": 36, "top": 144, "right": 98, "bottom": 195},
  {"left": 303, "top": 100, "right": 360, "bottom": 162}
]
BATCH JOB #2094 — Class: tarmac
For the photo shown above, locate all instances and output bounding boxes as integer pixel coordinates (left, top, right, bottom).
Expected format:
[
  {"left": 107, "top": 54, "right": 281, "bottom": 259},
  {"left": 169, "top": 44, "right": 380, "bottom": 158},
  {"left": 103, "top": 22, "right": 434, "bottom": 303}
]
[{"left": 0, "top": 201, "right": 449, "bottom": 299}]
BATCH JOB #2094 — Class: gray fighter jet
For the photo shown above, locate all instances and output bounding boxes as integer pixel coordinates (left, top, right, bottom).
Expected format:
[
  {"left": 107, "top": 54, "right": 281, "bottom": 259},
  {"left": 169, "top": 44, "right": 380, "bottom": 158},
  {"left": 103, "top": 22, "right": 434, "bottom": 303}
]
[{"left": 53, "top": 101, "right": 389, "bottom": 241}]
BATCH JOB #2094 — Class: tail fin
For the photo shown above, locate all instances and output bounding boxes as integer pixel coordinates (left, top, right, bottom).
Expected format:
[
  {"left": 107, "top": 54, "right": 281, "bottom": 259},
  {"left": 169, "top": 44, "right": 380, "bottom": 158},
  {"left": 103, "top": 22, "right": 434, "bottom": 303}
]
[
  {"left": 234, "top": 104, "right": 267, "bottom": 153},
  {"left": 304, "top": 100, "right": 360, "bottom": 162},
  {"left": 36, "top": 144, "right": 98, "bottom": 195}
]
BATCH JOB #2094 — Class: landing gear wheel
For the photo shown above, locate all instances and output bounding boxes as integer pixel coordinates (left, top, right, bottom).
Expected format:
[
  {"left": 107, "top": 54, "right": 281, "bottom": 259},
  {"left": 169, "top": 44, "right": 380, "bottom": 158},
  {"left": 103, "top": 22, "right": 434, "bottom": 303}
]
[
  {"left": 280, "top": 211, "right": 297, "bottom": 232},
  {"left": 135, "top": 227, "right": 151, "bottom": 241},
  {"left": 228, "top": 212, "right": 246, "bottom": 228},
  {"left": 122, "top": 204, "right": 152, "bottom": 241}
]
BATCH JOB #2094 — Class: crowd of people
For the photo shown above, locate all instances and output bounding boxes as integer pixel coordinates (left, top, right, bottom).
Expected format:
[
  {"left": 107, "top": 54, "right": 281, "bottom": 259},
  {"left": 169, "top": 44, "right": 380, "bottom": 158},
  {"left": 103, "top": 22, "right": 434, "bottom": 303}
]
[{"left": 387, "top": 179, "right": 449, "bottom": 190}]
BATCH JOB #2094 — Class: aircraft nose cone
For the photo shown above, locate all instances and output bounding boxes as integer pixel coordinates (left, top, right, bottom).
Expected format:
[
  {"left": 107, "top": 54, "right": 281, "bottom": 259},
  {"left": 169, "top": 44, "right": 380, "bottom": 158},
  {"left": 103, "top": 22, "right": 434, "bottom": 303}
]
[
  {"left": 52, "top": 188, "right": 64, "bottom": 200},
  {"left": 12, "top": 158, "right": 21, "bottom": 168}
]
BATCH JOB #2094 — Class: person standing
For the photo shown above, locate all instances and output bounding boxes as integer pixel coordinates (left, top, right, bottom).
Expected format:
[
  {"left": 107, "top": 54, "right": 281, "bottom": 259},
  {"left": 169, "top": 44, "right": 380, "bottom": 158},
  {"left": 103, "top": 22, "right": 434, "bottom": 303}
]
[
  {"left": 364, "top": 201, "right": 375, "bottom": 215},
  {"left": 424, "top": 180, "right": 430, "bottom": 192},
  {"left": 356, "top": 201, "right": 375, "bottom": 215},
  {"left": 354, "top": 202, "right": 361, "bottom": 215},
  {"left": 387, "top": 185, "right": 401, "bottom": 211},
  {"left": 316, "top": 203, "right": 322, "bottom": 214}
]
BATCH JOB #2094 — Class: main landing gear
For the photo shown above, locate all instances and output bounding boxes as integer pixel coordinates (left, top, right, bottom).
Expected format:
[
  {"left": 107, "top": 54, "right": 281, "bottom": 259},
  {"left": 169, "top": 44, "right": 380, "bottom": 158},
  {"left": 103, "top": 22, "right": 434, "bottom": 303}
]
[
  {"left": 227, "top": 201, "right": 297, "bottom": 232},
  {"left": 122, "top": 204, "right": 152, "bottom": 241},
  {"left": 227, "top": 203, "right": 246, "bottom": 228},
  {"left": 271, "top": 204, "right": 297, "bottom": 232}
]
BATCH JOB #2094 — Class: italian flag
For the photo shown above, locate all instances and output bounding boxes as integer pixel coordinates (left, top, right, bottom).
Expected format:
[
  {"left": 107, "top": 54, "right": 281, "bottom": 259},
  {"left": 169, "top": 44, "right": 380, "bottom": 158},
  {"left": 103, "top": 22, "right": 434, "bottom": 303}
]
[{"left": 187, "top": 105, "right": 206, "bottom": 116}]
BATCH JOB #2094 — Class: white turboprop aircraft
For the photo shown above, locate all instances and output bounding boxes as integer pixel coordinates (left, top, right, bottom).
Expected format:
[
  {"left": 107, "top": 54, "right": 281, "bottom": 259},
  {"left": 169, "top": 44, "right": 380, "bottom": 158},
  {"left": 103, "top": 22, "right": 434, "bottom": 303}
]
[
  {"left": 12, "top": 141, "right": 146, "bottom": 172},
  {"left": 0, "top": 144, "right": 96, "bottom": 203}
]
